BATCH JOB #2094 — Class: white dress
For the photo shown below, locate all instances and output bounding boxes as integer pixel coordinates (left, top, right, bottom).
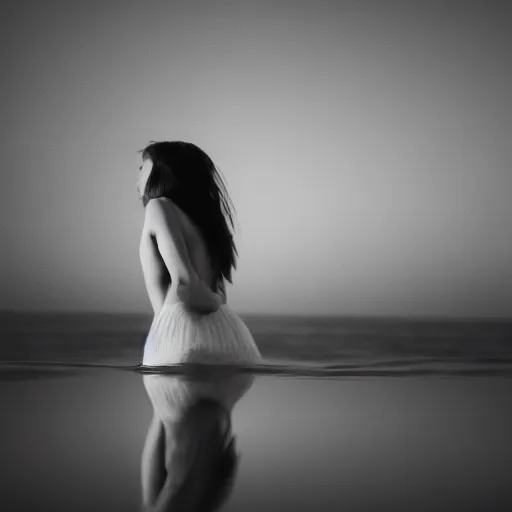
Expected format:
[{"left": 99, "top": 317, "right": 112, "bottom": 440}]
[{"left": 142, "top": 297, "right": 262, "bottom": 367}]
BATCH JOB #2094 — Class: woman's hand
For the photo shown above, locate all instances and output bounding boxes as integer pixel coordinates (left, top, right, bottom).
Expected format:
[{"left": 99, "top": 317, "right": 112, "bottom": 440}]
[{"left": 176, "top": 275, "right": 222, "bottom": 315}]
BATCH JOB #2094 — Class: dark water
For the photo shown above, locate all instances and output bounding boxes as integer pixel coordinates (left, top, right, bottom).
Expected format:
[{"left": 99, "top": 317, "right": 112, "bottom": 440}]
[
  {"left": 2, "top": 311, "right": 512, "bottom": 369},
  {"left": 1, "top": 312, "right": 512, "bottom": 511}
]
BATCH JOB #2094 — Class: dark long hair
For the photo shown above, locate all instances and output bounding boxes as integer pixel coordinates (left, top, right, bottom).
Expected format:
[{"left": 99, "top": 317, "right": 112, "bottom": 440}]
[{"left": 138, "top": 141, "right": 238, "bottom": 292}]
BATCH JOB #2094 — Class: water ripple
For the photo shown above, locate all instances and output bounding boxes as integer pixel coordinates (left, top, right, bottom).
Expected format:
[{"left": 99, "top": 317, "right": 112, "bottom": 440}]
[{"left": 1, "top": 358, "right": 512, "bottom": 380}]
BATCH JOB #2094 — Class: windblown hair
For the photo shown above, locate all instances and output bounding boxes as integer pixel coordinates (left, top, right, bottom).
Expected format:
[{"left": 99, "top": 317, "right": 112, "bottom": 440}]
[{"left": 138, "top": 141, "right": 238, "bottom": 292}]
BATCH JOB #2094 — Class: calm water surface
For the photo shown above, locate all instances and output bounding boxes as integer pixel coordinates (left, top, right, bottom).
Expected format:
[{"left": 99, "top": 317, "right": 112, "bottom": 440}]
[
  {"left": 1, "top": 367, "right": 512, "bottom": 511},
  {"left": 1, "top": 313, "right": 512, "bottom": 511}
]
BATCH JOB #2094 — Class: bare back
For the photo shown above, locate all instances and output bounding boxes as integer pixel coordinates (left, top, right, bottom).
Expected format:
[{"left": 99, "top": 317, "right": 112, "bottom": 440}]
[{"left": 170, "top": 202, "right": 221, "bottom": 293}]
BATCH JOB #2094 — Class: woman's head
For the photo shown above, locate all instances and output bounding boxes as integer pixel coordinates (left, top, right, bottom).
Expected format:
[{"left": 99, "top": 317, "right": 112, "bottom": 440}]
[
  {"left": 136, "top": 141, "right": 238, "bottom": 289},
  {"left": 136, "top": 157, "right": 153, "bottom": 200}
]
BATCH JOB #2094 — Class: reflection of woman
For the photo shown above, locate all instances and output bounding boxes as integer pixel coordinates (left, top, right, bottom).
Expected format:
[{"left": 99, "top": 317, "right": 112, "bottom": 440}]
[
  {"left": 137, "top": 141, "right": 262, "bottom": 367},
  {"left": 140, "top": 372, "right": 253, "bottom": 511}
]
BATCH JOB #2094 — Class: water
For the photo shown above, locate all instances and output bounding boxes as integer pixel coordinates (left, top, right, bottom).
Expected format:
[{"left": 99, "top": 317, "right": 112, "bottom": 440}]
[
  {"left": 1, "top": 312, "right": 512, "bottom": 511},
  {"left": 2, "top": 311, "right": 512, "bottom": 369}
]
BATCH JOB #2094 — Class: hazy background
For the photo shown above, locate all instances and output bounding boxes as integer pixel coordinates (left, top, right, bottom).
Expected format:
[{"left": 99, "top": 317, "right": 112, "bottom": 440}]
[{"left": 1, "top": 0, "right": 511, "bottom": 318}]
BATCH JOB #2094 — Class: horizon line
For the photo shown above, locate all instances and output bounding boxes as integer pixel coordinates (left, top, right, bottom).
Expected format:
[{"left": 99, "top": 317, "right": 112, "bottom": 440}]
[{"left": 0, "top": 309, "right": 511, "bottom": 323}]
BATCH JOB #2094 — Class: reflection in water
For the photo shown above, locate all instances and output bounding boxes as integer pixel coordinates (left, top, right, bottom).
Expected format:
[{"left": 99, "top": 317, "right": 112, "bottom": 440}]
[{"left": 140, "top": 370, "right": 254, "bottom": 511}]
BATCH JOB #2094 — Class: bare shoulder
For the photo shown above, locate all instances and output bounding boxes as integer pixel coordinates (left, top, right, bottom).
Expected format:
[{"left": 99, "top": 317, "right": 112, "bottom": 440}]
[
  {"left": 144, "top": 198, "right": 178, "bottom": 232},
  {"left": 145, "top": 197, "right": 174, "bottom": 214}
]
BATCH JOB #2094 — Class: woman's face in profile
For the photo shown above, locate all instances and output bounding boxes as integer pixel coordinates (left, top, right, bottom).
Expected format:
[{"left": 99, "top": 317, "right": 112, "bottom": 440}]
[{"left": 137, "top": 157, "right": 153, "bottom": 199}]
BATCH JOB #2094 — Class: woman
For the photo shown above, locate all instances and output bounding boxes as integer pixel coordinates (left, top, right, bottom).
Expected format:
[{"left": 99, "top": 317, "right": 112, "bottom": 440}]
[{"left": 137, "top": 141, "right": 262, "bottom": 366}]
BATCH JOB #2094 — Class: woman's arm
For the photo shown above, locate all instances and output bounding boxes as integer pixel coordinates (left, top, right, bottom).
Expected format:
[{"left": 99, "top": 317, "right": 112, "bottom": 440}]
[
  {"left": 216, "top": 278, "right": 227, "bottom": 304},
  {"left": 139, "top": 230, "right": 171, "bottom": 316}
]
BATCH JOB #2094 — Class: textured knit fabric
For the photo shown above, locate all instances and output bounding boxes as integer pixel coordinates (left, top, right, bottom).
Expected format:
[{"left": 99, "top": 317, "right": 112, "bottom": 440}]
[{"left": 142, "top": 301, "right": 262, "bottom": 367}]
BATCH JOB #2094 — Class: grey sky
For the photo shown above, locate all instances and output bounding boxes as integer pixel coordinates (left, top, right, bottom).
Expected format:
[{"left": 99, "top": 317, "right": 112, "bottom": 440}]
[{"left": 1, "top": 0, "right": 511, "bottom": 317}]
